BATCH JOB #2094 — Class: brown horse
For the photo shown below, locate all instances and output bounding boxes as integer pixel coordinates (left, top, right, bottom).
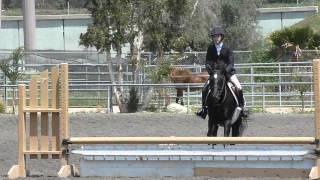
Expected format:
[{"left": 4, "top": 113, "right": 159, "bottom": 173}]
[{"left": 169, "top": 68, "right": 208, "bottom": 105}]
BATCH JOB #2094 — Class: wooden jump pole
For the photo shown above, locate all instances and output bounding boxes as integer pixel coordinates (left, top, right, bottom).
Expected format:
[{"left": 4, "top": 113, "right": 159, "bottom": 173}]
[
  {"left": 57, "top": 63, "right": 79, "bottom": 177},
  {"left": 65, "top": 136, "right": 316, "bottom": 145},
  {"left": 7, "top": 84, "right": 27, "bottom": 178},
  {"left": 310, "top": 59, "right": 320, "bottom": 179}
]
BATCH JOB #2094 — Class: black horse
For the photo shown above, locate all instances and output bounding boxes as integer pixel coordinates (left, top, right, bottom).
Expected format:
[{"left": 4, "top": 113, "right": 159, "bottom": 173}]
[{"left": 205, "top": 61, "right": 246, "bottom": 138}]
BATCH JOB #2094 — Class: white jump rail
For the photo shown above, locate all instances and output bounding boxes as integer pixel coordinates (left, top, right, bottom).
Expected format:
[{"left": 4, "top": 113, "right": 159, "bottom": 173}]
[{"left": 72, "top": 144, "right": 315, "bottom": 177}]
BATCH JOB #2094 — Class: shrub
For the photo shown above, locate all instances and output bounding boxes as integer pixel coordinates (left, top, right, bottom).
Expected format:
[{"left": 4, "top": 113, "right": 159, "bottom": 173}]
[{"left": 0, "top": 101, "right": 5, "bottom": 113}]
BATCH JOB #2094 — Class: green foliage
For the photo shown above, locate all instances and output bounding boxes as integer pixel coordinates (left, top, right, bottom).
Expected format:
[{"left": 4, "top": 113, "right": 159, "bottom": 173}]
[
  {"left": 269, "top": 27, "right": 317, "bottom": 49},
  {"left": 0, "top": 100, "right": 4, "bottom": 113},
  {"left": 127, "top": 87, "right": 139, "bottom": 113},
  {"left": 291, "top": 67, "right": 311, "bottom": 112},
  {"left": 183, "top": 1, "right": 216, "bottom": 51},
  {"left": 251, "top": 48, "right": 274, "bottom": 63},
  {"left": 80, "top": 0, "right": 259, "bottom": 53},
  {"left": 250, "top": 48, "right": 278, "bottom": 82},
  {"left": 146, "top": 104, "right": 157, "bottom": 112},
  {"left": 220, "top": 0, "right": 260, "bottom": 50},
  {"left": 150, "top": 60, "right": 172, "bottom": 83},
  {"left": 80, "top": 0, "right": 133, "bottom": 53},
  {"left": 0, "top": 47, "right": 24, "bottom": 114},
  {"left": 142, "top": 0, "right": 190, "bottom": 53},
  {"left": 309, "top": 33, "right": 320, "bottom": 49},
  {"left": 0, "top": 47, "right": 24, "bottom": 84}
]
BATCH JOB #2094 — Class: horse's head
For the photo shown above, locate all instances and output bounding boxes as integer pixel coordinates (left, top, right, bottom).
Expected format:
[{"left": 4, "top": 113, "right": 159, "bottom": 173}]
[{"left": 207, "top": 61, "right": 227, "bottom": 104}]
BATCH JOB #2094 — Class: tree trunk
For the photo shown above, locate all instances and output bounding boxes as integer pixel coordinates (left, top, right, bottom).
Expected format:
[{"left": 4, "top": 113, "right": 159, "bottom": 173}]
[
  {"left": 12, "top": 86, "right": 16, "bottom": 114},
  {"left": 139, "top": 87, "right": 154, "bottom": 111},
  {"left": 106, "top": 47, "right": 124, "bottom": 113},
  {"left": 300, "top": 91, "right": 304, "bottom": 113},
  {"left": 131, "top": 31, "right": 143, "bottom": 84},
  {"left": 116, "top": 47, "right": 127, "bottom": 112}
]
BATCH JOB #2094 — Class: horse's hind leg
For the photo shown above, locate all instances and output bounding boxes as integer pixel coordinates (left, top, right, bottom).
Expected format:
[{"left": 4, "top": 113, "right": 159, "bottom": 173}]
[{"left": 176, "top": 89, "right": 184, "bottom": 105}]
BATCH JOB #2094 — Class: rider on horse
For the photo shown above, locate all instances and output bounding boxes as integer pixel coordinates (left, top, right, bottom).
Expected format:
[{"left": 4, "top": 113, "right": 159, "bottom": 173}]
[{"left": 196, "top": 27, "right": 249, "bottom": 119}]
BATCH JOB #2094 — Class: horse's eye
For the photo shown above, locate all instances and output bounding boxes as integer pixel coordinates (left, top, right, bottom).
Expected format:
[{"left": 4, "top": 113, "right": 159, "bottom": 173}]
[{"left": 214, "top": 74, "right": 218, "bottom": 79}]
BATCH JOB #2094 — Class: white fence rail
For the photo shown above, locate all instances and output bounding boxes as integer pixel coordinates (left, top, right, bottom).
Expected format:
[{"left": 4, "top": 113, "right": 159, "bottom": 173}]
[{"left": 0, "top": 60, "right": 317, "bottom": 112}]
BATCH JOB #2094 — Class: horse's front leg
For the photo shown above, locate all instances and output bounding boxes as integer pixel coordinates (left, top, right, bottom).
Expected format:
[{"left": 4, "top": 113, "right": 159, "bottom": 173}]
[
  {"left": 207, "top": 115, "right": 213, "bottom": 137},
  {"left": 231, "top": 117, "right": 242, "bottom": 137},
  {"left": 224, "top": 120, "right": 232, "bottom": 137},
  {"left": 224, "top": 119, "right": 233, "bottom": 148},
  {"left": 207, "top": 114, "right": 218, "bottom": 148},
  {"left": 210, "top": 123, "right": 218, "bottom": 149}
]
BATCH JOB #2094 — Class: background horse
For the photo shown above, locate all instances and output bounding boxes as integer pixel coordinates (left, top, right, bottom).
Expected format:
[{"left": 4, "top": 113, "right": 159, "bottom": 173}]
[
  {"left": 170, "top": 68, "right": 208, "bottom": 105},
  {"left": 206, "top": 61, "right": 245, "bottom": 138}
]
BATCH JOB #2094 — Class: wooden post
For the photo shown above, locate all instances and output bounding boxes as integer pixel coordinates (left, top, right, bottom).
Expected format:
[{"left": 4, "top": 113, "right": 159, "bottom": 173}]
[
  {"left": 310, "top": 59, "right": 320, "bottom": 179},
  {"left": 7, "top": 85, "right": 26, "bottom": 178},
  {"left": 29, "top": 76, "right": 38, "bottom": 159},
  {"left": 58, "top": 63, "right": 78, "bottom": 177},
  {"left": 51, "top": 65, "right": 60, "bottom": 159},
  {"left": 40, "top": 70, "right": 49, "bottom": 159}
]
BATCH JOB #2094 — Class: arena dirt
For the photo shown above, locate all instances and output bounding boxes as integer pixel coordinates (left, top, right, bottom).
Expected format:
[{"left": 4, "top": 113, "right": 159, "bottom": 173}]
[{"left": 0, "top": 112, "right": 313, "bottom": 180}]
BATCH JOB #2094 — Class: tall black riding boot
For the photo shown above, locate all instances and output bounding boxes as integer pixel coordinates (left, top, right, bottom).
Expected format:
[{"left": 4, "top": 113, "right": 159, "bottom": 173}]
[
  {"left": 195, "top": 87, "right": 208, "bottom": 120},
  {"left": 196, "top": 106, "right": 207, "bottom": 119},
  {"left": 238, "top": 90, "right": 249, "bottom": 118}
]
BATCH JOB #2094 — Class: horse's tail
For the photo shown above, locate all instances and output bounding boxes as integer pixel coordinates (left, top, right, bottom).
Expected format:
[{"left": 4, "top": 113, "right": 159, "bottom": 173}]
[{"left": 238, "top": 117, "right": 248, "bottom": 136}]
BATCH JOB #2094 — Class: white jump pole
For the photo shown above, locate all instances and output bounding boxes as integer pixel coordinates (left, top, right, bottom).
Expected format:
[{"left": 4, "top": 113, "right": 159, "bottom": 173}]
[{"left": 66, "top": 136, "right": 315, "bottom": 145}]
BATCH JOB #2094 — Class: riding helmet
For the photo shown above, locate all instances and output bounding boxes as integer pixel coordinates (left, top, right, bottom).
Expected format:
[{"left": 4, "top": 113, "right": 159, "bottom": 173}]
[{"left": 210, "top": 27, "right": 225, "bottom": 36}]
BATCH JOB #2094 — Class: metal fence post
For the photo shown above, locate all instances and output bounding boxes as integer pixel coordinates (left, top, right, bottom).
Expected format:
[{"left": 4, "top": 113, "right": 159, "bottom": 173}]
[
  {"left": 4, "top": 76, "right": 7, "bottom": 112},
  {"left": 187, "top": 84, "right": 190, "bottom": 114},
  {"left": 262, "top": 84, "right": 265, "bottom": 112},
  {"left": 279, "top": 63, "right": 282, "bottom": 108},
  {"left": 250, "top": 66, "right": 254, "bottom": 107}
]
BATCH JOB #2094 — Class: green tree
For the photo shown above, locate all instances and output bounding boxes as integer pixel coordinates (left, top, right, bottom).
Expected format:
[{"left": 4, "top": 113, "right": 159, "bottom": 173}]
[
  {"left": 80, "top": 0, "right": 134, "bottom": 112},
  {"left": 0, "top": 47, "right": 24, "bottom": 113},
  {"left": 142, "top": 0, "right": 190, "bottom": 57},
  {"left": 138, "top": 0, "right": 190, "bottom": 111},
  {"left": 220, "top": 0, "right": 260, "bottom": 50},
  {"left": 183, "top": 0, "right": 261, "bottom": 51},
  {"left": 183, "top": 0, "right": 220, "bottom": 51},
  {"left": 269, "top": 27, "right": 318, "bottom": 108},
  {"left": 269, "top": 27, "right": 319, "bottom": 62},
  {"left": 270, "top": 27, "right": 314, "bottom": 49}
]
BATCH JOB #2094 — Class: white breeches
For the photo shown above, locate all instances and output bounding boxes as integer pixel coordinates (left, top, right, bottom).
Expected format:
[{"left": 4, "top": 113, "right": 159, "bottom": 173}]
[{"left": 230, "top": 75, "right": 242, "bottom": 90}]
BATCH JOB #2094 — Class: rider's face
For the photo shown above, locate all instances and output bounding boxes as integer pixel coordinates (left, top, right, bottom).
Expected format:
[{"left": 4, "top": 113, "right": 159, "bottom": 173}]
[{"left": 212, "top": 34, "right": 222, "bottom": 45}]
